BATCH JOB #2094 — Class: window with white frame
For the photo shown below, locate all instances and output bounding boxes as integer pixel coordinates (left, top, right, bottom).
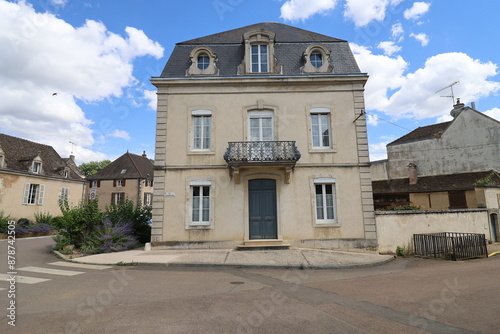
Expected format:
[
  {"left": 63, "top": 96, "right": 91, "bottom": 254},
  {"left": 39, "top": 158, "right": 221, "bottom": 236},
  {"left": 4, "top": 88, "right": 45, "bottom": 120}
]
[
  {"left": 60, "top": 187, "right": 69, "bottom": 203},
  {"left": 197, "top": 54, "right": 210, "bottom": 70},
  {"left": 192, "top": 110, "right": 212, "bottom": 150},
  {"left": 248, "top": 110, "right": 274, "bottom": 141},
  {"left": 145, "top": 179, "right": 153, "bottom": 187},
  {"left": 116, "top": 179, "right": 124, "bottom": 187},
  {"left": 33, "top": 161, "right": 42, "bottom": 174},
  {"left": 91, "top": 180, "right": 100, "bottom": 188},
  {"left": 251, "top": 44, "right": 268, "bottom": 73},
  {"left": 23, "top": 183, "right": 45, "bottom": 205},
  {"left": 310, "top": 52, "right": 323, "bottom": 68},
  {"left": 190, "top": 181, "right": 211, "bottom": 226},
  {"left": 310, "top": 108, "right": 331, "bottom": 148},
  {"left": 144, "top": 192, "right": 152, "bottom": 206},
  {"left": 314, "top": 179, "right": 337, "bottom": 224}
]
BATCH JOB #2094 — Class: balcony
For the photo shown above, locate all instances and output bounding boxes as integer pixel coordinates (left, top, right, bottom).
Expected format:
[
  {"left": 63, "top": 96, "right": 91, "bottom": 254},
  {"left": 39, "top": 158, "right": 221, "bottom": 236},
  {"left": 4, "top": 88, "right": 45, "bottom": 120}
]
[{"left": 224, "top": 141, "right": 301, "bottom": 183}]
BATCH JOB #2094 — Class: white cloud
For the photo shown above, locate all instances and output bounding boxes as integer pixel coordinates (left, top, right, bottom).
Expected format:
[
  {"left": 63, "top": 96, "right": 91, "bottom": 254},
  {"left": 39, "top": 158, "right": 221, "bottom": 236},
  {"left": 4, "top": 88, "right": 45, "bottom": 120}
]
[
  {"left": 280, "top": 0, "right": 338, "bottom": 22},
  {"left": 353, "top": 45, "right": 500, "bottom": 122},
  {"left": 369, "top": 142, "right": 389, "bottom": 160},
  {"left": 377, "top": 41, "right": 402, "bottom": 56},
  {"left": 484, "top": 108, "right": 500, "bottom": 122},
  {"left": 108, "top": 129, "right": 131, "bottom": 141},
  {"left": 143, "top": 90, "right": 158, "bottom": 111},
  {"left": 344, "top": 0, "right": 401, "bottom": 27},
  {"left": 410, "top": 32, "right": 429, "bottom": 46},
  {"left": 391, "top": 22, "right": 404, "bottom": 41},
  {"left": 403, "top": 2, "right": 431, "bottom": 20},
  {"left": 0, "top": 1, "right": 164, "bottom": 162},
  {"left": 50, "top": 0, "right": 68, "bottom": 6},
  {"left": 351, "top": 43, "right": 408, "bottom": 111},
  {"left": 367, "top": 113, "right": 379, "bottom": 126}
]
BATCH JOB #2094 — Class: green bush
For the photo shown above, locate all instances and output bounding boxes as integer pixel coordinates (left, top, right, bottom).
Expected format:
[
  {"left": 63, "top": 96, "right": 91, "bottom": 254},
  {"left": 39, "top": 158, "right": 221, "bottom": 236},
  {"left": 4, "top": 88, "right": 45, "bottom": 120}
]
[
  {"left": 34, "top": 212, "right": 53, "bottom": 225},
  {"left": 0, "top": 210, "right": 12, "bottom": 233},
  {"left": 396, "top": 246, "right": 407, "bottom": 257},
  {"left": 105, "top": 199, "right": 151, "bottom": 244},
  {"left": 58, "top": 199, "right": 102, "bottom": 248}
]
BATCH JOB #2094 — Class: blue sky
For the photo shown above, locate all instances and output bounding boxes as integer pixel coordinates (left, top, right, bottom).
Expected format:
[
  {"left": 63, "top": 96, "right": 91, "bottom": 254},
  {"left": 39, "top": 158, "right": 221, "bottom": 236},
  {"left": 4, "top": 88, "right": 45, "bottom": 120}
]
[{"left": 1, "top": 0, "right": 499, "bottom": 163}]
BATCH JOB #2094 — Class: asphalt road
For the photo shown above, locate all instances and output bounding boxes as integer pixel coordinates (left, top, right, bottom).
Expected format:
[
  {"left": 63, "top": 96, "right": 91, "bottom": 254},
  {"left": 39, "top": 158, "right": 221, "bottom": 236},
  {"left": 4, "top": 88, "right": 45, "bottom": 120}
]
[{"left": 1, "top": 236, "right": 499, "bottom": 334}]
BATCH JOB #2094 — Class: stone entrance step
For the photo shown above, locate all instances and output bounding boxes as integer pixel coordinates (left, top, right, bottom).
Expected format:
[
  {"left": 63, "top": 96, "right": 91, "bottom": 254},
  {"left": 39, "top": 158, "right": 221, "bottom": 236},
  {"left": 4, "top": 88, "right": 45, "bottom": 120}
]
[{"left": 237, "top": 240, "right": 291, "bottom": 251}]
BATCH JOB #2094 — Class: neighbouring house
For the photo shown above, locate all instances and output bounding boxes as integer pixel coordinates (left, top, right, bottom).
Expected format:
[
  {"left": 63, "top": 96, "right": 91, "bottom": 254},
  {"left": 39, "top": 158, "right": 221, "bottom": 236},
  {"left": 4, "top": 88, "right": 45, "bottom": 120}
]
[
  {"left": 150, "top": 22, "right": 376, "bottom": 250},
  {"left": 86, "top": 151, "right": 154, "bottom": 211},
  {"left": 371, "top": 101, "right": 500, "bottom": 241},
  {"left": 0, "top": 133, "right": 86, "bottom": 221}
]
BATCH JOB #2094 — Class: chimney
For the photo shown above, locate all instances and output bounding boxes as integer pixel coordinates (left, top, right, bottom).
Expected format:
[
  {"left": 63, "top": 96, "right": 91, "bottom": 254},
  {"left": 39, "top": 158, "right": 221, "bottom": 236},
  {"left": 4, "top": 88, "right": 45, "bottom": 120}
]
[
  {"left": 142, "top": 151, "right": 147, "bottom": 158},
  {"left": 450, "top": 98, "right": 465, "bottom": 118},
  {"left": 69, "top": 154, "right": 75, "bottom": 162},
  {"left": 408, "top": 163, "right": 418, "bottom": 185}
]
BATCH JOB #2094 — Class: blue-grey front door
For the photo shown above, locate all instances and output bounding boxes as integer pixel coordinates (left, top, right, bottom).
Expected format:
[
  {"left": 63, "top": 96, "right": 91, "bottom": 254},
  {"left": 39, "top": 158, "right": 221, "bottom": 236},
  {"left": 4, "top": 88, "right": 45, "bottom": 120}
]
[{"left": 249, "top": 179, "right": 277, "bottom": 239}]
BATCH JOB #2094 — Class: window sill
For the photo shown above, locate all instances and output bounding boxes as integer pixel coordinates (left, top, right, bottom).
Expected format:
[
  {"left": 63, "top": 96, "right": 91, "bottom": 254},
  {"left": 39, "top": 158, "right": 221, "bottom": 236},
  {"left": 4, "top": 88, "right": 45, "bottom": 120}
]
[
  {"left": 186, "top": 224, "right": 213, "bottom": 230},
  {"left": 188, "top": 151, "right": 215, "bottom": 156},
  {"left": 308, "top": 147, "right": 337, "bottom": 154},
  {"left": 313, "top": 221, "right": 340, "bottom": 228}
]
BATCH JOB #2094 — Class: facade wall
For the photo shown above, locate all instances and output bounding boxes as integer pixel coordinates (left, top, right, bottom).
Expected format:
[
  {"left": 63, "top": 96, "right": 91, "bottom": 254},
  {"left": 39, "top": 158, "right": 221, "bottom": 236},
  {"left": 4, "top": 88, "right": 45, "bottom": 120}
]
[
  {"left": 0, "top": 171, "right": 85, "bottom": 220},
  {"left": 387, "top": 110, "right": 500, "bottom": 179},
  {"left": 152, "top": 77, "right": 375, "bottom": 249},
  {"left": 376, "top": 210, "right": 490, "bottom": 253},
  {"left": 89, "top": 179, "right": 153, "bottom": 210}
]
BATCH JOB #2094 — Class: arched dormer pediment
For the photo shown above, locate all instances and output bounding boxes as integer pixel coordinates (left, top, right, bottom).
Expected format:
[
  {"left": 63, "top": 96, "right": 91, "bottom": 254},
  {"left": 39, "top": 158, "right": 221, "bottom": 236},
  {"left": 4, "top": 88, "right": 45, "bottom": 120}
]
[
  {"left": 187, "top": 46, "right": 219, "bottom": 76},
  {"left": 301, "top": 44, "right": 333, "bottom": 74},
  {"left": 239, "top": 29, "right": 282, "bottom": 75}
]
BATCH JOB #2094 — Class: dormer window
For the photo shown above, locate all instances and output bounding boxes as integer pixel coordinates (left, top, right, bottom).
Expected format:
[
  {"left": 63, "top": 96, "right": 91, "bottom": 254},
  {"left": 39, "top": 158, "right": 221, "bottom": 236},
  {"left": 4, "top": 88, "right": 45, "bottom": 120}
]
[
  {"left": 197, "top": 55, "right": 210, "bottom": 70},
  {"left": 187, "top": 46, "right": 218, "bottom": 75},
  {"left": 33, "top": 161, "right": 41, "bottom": 174},
  {"left": 251, "top": 44, "right": 268, "bottom": 73},
  {"left": 302, "top": 45, "right": 332, "bottom": 74},
  {"left": 310, "top": 53, "right": 323, "bottom": 68},
  {"left": 240, "top": 29, "right": 281, "bottom": 75},
  {"left": 0, "top": 154, "right": 4, "bottom": 168}
]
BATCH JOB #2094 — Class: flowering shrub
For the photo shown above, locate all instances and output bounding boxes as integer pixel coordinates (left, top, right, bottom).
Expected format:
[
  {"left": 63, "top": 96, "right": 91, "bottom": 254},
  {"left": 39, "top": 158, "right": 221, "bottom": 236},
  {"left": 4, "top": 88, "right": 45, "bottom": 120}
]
[{"left": 80, "top": 219, "right": 138, "bottom": 254}]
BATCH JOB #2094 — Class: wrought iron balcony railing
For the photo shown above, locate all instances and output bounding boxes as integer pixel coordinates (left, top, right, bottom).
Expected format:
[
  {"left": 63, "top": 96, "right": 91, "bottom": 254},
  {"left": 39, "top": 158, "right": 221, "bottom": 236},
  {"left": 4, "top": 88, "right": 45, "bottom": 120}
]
[{"left": 224, "top": 141, "right": 301, "bottom": 165}]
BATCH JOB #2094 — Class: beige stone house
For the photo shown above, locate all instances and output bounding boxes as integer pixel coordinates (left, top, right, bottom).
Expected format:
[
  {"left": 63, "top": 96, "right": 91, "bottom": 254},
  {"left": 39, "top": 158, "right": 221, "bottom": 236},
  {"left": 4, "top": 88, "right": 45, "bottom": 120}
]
[
  {"left": 86, "top": 152, "right": 154, "bottom": 211},
  {"left": 0, "top": 133, "right": 86, "bottom": 221},
  {"left": 151, "top": 22, "right": 376, "bottom": 250}
]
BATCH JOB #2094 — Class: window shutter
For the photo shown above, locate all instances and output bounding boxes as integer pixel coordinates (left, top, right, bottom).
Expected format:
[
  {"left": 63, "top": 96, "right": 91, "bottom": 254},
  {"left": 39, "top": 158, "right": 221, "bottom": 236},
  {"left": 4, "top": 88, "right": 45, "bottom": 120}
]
[
  {"left": 97, "top": 180, "right": 101, "bottom": 188},
  {"left": 38, "top": 185, "right": 45, "bottom": 205},
  {"left": 111, "top": 193, "right": 115, "bottom": 204},
  {"left": 113, "top": 180, "right": 116, "bottom": 187},
  {"left": 23, "top": 183, "right": 31, "bottom": 204},
  {"left": 122, "top": 179, "right": 126, "bottom": 186}
]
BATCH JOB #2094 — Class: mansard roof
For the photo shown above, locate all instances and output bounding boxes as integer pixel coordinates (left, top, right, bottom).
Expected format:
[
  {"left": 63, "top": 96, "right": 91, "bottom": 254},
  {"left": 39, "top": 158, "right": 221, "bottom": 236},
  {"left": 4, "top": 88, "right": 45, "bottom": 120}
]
[{"left": 160, "top": 22, "right": 361, "bottom": 78}]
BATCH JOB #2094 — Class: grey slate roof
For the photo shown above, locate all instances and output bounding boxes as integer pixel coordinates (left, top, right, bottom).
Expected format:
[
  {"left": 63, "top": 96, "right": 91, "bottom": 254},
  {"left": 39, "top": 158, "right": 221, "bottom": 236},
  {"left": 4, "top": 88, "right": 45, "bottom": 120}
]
[
  {"left": 160, "top": 22, "right": 361, "bottom": 78},
  {"left": 387, "top": 122, "right": 452, "bottom": 146},
  {"left": 87, "top": 152, "right": 154, "bottom": 181},
  {"left": 0, "top": 133, "right": 83, "bottom": 181}
]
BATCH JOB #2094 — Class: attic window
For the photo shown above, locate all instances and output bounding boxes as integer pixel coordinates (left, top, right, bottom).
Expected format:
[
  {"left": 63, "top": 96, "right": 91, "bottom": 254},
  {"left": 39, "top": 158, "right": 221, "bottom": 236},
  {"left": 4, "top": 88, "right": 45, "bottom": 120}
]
[
  {"left": 240, "top": 29, "right": 281, "bottom": 75},
  {"left": 187, "top": 46, "right": 218, "bottom": 76},
  {"left": 197, "top": 55, "right": 210, "bottom": 70},
  {"left": 310, "top": 53, "right": 323, "bottom": 68},
  {"left": 121, "top": 169, "right": 127, "bottom": 174},
  {"left": 0, "top": 154, "right": 4, "bottom": 168},
  {"left": 33, "top": 161, "right": 42, "bottom": 174},
  {"left": 302, "top": 45, "right": 331, "bottom": 74}
]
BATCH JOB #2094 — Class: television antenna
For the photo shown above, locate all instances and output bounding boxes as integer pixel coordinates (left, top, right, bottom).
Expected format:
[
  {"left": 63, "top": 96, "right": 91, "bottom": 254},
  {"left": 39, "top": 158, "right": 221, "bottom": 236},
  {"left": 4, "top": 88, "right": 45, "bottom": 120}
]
[
  {"left": 69, "top": 141, "right": 76, "bottom": 155},
  {"left": 435, "top": 81, "right": 459, "bottom": 104}
]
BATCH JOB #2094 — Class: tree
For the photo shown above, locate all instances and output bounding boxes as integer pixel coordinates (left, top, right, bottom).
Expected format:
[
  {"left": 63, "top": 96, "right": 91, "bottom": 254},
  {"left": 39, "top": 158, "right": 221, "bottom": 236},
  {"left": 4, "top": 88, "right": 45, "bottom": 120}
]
[{"left": 78, "top": 160, "right": 111, "bottom": 177}]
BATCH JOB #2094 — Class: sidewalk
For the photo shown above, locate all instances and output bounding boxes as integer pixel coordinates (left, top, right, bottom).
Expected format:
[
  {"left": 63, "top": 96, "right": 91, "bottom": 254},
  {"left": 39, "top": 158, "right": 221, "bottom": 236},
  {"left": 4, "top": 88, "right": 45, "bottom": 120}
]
[{"left": 59, "top": 248, "right": 396, "bottom": 269}]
